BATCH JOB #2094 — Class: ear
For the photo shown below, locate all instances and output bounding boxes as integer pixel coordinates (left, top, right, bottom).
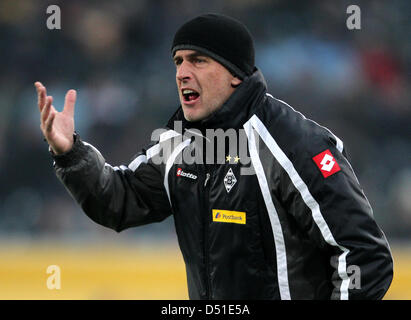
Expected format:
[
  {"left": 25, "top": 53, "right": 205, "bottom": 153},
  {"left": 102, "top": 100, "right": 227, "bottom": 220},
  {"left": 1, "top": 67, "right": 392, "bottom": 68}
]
[{"left": 231, "top": 76, "right": 242, "bottom": 88}]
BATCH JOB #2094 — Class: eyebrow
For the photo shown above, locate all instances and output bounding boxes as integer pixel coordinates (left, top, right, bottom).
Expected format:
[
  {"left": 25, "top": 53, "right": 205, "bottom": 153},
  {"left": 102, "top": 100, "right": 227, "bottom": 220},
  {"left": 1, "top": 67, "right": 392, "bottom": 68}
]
[{"left": 173, "top": 52, "right": 208, "bottom": 64}]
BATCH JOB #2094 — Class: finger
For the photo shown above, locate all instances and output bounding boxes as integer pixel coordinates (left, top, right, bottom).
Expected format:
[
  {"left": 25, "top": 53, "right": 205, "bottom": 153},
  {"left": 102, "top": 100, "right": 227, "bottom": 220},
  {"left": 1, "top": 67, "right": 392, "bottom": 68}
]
[
  {"left": 34, "top": 81, "right": 43, "bottom": 92},
  {"left": 41, "top": 96, "right": 52, "bottom": 123},
  {"left": 41, "top": 96, "right": 53, "bottom": 125},
  {"left": 35, "top": 82, "right": 44, "bottom": 104},
  {"left": 63, "top": 89, "right": 76, "bottom": 118},
  {"left": 36, "top": 83, "right": 47, "bottom": 112},
  {"left": 39, "top": 87, "right": 47, "bottom": 112},
  {"left": 35, "top": 82, "right": 43, "bottom": 111},
  {"left": 34, "top": 81, "right": 43, "bottom": 91},
  {"left": 45, "top": 111, "right": 56, "bottom": 132}
]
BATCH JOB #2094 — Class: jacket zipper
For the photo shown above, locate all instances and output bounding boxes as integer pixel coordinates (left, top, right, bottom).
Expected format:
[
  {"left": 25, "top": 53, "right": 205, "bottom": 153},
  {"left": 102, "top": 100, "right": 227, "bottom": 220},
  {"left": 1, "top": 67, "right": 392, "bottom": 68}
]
[
  {"left": 204, "top": 173, "right": 210, "bottom": 187},
  {"left": 203, "top": 170, "right": 212, "bottom": 299}
]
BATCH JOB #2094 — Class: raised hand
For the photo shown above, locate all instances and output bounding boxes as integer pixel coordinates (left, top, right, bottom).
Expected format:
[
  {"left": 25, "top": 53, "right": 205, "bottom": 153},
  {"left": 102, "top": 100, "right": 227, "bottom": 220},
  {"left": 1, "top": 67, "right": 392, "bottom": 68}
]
[{"left": 35, "top": 82, "right": 77, "bottom": 155}]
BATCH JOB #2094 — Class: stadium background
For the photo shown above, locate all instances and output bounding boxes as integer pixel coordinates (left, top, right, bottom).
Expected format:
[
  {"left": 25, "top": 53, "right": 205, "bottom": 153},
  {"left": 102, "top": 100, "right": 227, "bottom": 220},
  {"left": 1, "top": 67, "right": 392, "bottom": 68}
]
[{"left": 0, "top": 0, "right": 409, "bottom": 299}]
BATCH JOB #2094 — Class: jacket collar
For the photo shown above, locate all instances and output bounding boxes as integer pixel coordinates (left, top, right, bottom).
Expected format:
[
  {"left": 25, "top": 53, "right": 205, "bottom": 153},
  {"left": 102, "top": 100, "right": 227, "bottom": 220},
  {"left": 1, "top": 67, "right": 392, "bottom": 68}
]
[{"left": 167, "top": 68, "right": 267, "bottom": 133}]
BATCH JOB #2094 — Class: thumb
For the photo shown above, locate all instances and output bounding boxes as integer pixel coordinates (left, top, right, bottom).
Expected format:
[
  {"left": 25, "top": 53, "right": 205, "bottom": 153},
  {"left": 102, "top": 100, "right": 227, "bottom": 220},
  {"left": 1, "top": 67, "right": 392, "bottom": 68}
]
[{"left": 63, "top": 89, "right": 77, "bottom": 117}]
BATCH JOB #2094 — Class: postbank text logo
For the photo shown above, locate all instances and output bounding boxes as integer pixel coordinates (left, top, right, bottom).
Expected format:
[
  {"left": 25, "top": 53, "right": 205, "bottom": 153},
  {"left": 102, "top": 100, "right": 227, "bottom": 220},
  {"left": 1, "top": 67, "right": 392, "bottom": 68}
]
[{"left": 212, "top": 209, "right": 246, "bottom": 225}]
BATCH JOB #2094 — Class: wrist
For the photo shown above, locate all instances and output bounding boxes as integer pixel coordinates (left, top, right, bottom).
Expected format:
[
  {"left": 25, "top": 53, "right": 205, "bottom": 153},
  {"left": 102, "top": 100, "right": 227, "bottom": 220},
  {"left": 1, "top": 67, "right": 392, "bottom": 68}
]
[
  {"left": 50, "top": 132, "right": 88, "bottom": 168},
  {"left": 43, "top": 135, "right": 75, "bottom": 156},
  {"left": 50, "top": 140, "right": 74, "bottom": 156}
]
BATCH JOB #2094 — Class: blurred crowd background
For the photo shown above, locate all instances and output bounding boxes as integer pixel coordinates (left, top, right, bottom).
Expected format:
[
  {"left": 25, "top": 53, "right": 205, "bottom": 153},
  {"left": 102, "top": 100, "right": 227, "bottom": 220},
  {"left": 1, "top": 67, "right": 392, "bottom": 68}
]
[{"left": 0, "top": 0, "right": 409, "bottom": 299}]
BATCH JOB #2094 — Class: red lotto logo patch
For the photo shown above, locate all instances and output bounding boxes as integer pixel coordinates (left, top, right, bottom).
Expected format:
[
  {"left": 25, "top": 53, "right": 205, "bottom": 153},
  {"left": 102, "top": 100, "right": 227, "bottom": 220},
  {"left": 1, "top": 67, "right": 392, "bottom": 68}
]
[{"left": 312, "top": 149, "right": 341, "bottom": 178}]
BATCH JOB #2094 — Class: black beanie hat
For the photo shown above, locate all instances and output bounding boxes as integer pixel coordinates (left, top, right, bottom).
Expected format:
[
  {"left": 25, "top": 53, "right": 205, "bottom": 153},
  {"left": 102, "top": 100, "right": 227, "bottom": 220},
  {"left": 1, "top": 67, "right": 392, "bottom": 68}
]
[{"left": 171, "top": 13, "right": 255, "bottom": 79}]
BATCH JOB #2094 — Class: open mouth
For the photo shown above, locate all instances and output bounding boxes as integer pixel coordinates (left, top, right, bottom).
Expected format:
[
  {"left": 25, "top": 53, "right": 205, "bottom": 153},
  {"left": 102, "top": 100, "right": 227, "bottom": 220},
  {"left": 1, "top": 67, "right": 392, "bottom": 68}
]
[{"left": 182, "top": 89, "right": 200, "bottom": 103}]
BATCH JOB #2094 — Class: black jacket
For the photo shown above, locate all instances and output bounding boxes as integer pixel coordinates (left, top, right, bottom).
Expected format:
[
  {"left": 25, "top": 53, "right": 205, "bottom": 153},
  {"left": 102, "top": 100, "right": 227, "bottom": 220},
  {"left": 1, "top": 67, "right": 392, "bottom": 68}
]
[{"left": 52, "top": 69, "right": 393, "bottom": 300}]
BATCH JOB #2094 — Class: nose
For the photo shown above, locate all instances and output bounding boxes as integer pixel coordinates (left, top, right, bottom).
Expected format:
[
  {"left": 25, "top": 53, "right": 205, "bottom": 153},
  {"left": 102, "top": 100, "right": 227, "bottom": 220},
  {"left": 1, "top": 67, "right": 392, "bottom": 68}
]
[{"left": 176, "top": 60, "right": 192, "bottom": 83}]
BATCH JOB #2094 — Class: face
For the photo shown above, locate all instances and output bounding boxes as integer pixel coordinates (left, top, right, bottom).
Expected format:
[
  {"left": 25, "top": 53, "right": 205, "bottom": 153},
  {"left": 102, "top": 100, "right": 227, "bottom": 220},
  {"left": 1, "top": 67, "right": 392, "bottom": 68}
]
[{"left": 174, "top": 50, "right": 242, "bottom": 122}]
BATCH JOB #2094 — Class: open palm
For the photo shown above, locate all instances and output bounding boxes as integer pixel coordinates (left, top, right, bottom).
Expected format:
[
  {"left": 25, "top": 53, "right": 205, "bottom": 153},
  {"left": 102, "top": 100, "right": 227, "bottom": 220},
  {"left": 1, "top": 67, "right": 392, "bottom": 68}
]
[{"left": 35, "top": 82, "right": 77, "bottom": 155}]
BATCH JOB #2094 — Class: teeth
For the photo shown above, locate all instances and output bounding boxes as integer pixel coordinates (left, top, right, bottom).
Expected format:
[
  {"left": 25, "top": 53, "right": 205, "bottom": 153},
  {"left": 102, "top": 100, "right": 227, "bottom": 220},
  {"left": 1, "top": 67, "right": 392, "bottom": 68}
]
[{"left": 183, "top": 89, "right": 195, "bottom": 94}]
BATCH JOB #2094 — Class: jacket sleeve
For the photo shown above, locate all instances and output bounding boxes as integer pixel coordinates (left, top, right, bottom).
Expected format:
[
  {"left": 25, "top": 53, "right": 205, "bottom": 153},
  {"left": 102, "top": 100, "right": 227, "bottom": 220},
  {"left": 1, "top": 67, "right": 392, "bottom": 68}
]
[
  {"left": 278, "top": 124, "right": 394, "bottom": 300},
  {"left": 52, "top": 133, "right": 172, "bottom": 232}
]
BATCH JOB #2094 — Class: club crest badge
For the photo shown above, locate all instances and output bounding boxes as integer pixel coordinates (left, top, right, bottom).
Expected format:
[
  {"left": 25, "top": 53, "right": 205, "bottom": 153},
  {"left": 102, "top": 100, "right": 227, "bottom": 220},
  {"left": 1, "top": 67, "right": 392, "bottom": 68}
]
[{"left": 224, "top": 168, "right": 237, "bottom": 193}]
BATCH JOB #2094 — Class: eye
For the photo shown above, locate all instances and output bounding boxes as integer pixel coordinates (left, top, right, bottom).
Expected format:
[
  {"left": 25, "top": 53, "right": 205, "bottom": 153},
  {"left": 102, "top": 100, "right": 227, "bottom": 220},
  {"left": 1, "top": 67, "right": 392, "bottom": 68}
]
[{"left": 194, "top": 57, "right": 206, "bottom": 64}]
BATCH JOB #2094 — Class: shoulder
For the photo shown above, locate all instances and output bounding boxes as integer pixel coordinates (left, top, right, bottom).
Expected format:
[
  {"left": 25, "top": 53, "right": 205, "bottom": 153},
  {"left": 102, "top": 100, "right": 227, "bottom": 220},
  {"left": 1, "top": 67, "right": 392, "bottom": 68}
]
[{"left": 246, "top": 93, "right": 344, "bottom": 158}]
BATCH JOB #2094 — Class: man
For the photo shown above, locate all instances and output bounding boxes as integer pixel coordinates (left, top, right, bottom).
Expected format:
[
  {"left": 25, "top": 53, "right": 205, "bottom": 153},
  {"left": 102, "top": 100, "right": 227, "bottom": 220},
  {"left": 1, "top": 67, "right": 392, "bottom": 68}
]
[{"left": 35, "top": 14, "right": 393, "bottom": 300}]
